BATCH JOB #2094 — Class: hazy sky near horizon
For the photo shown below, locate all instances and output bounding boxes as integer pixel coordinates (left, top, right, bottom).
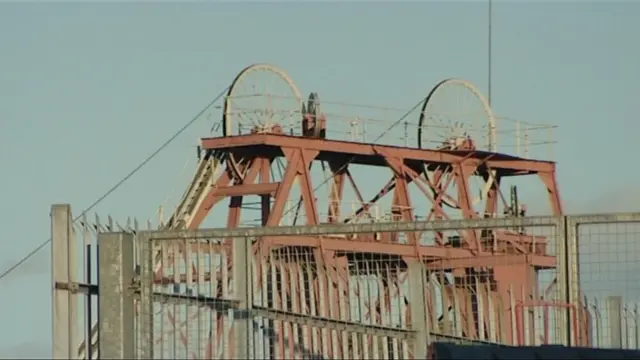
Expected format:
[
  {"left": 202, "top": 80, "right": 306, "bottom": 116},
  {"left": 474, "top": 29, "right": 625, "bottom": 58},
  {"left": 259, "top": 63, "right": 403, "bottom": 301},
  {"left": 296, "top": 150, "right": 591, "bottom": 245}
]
[{"left": 1, "top": 2, "right": 640, "bottom": 356}]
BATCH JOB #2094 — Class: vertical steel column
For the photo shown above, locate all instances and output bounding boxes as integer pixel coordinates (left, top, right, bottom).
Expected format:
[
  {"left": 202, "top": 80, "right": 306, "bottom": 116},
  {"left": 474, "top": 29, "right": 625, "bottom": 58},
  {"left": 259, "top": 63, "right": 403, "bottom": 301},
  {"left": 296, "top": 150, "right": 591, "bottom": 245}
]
[
  {"left": 565, "top": 216, "right": 582, "bottom": 346},
  {"left": 51, "top": 204, "right": 79, "bottom": 359},
  {"left": 407, "top": 260, "right": 429, "bottom": 358},
  {"left": 233, "top": 235, "right": 253, "bottom": 359},
  {"left": 98, "top": 233, "right": 135, "bottom": 358},
  {"left": 608, "top": 296, "right": 623, "bottom": 349}
]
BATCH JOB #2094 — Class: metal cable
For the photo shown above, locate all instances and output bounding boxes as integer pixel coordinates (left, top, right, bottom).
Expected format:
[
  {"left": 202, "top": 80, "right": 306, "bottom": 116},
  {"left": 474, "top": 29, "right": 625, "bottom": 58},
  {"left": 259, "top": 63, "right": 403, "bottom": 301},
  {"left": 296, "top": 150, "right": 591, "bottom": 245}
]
[
  {"left": 0, "top": 85, "right": 230, "bottom": 283},
  {"left": 0, "top": 88, "right": 427, "bottom": 282}
]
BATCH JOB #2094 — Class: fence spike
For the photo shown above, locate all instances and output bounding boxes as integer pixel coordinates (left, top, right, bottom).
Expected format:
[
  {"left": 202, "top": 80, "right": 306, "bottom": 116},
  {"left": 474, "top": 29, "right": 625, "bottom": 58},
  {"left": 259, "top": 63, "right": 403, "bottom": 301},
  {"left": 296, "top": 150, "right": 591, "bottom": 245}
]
[
  {"left": 95, "top": 213, "right": 101, "bottom": 232},
  {"left": 81, "top": 214, "right": 90, "bottom": 246}
]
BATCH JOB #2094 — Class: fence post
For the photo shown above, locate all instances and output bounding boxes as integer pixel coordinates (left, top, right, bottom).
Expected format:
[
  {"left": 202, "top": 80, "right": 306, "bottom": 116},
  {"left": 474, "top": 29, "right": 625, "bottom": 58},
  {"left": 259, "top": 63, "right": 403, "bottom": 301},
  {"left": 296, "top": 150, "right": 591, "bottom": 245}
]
[
  {"left": 51, "top": 204, "right": 79, "bottom": 359},
  {"left": 98, "top": 232, "right": 135, "bottom": 358},
  {"left": 137, "top": 232, "right": 154, "bottom": 359},
  {"left": 407, "top": 259, "right": 428, "bottom": 358},
  {"left": 563, "top": 215, "right": 582, "bottom": 346},
  {"left": 608, "top": 296, "right": 623, "bottom": 348},
  {"left": 233, "top": 235, "right": 252, "bottom": 359}
]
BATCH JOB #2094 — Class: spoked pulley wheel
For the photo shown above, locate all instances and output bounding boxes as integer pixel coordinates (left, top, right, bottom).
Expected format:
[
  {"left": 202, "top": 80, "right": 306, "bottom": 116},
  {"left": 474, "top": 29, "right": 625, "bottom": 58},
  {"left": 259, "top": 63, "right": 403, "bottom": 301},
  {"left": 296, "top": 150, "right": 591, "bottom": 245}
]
[
  {"left": 418, "top": 78, "right": 496, "bottom": 151},
  {"left": 222, "top": 63, "right": 303, "bottom": 137},
  {"left": 417, "top": 78, "right": 498, "bottom": 210}
]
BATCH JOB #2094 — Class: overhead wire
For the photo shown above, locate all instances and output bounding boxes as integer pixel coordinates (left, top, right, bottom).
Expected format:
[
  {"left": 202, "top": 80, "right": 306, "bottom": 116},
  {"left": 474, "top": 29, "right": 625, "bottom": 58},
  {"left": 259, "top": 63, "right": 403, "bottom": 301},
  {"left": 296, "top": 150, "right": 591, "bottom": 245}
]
[
  {"left": 1, "top": 81, "right": 429, "bottom": 282},
  {"left": 0, "top": 85, "right": 231, "bottom": 283},
  {"left": 153, "top": 152, "right": 193, "bottom": 226}
]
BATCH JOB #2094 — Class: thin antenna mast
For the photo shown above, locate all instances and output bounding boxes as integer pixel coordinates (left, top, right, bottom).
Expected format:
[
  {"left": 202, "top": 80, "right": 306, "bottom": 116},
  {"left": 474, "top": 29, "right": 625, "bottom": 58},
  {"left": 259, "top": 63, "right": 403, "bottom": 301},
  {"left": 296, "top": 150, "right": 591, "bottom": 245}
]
[{"left": 488, "top": 0, "right": 493, "bottom": 106}]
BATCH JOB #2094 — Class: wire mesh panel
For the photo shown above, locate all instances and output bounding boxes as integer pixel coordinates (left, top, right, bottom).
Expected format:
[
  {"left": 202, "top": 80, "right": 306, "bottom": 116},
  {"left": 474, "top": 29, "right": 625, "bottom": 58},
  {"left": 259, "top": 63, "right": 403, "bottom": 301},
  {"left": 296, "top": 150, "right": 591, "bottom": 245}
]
[
  {"left": 98, "top": 217, "right": 570, "bottom": 359},
  {"left": 244, "top": 216, "right": 565, "bottom": 359},
  {"left": 569, "top": 214, "right": 640, "bottom": 349},
  {"left": 136, "top": 233, "right": 242, "bottom": 359},
  {"left": 66, "top": 211, "right": 640, "bottom": 358},
  {"left": 419, "top": 218, "right": 563, "bottom": 347},
  {"left": 251, "top": 244, "right": 416, "bottom": 359}
]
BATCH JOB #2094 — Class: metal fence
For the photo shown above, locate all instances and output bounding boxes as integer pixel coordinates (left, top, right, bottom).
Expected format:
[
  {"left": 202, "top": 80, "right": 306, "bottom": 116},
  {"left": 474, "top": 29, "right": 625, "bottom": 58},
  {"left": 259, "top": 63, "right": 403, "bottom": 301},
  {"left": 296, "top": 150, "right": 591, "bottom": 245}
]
[{"left": 51, "top": 205, "right": 640, "bottom": 359}]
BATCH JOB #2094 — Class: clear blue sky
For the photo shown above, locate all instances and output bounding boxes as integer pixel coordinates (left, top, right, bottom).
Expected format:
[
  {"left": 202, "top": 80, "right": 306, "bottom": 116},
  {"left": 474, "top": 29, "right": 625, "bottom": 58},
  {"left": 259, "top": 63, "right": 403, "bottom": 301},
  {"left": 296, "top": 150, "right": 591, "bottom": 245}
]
[{"left": 1, "top": 2, "right": 639, "bottom": 356}]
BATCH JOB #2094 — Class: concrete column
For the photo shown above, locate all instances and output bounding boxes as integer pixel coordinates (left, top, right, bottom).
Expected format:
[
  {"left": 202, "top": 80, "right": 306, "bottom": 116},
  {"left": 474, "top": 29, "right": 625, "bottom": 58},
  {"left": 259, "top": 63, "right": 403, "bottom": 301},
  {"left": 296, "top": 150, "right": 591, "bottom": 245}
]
[
  {"left": 98, "top": 232, "right": 135, "bottom": 359},
  {"left": 407, "top": 260, "right": 429, "bottom": 358},
  {"left": 137, "top": 232, "right": 154, "bottom": 359},
  {"left": 51, "top": 204, "right": 79, "bottom": 359},
  {"left": 564, "top": 216, "right": 581, "bottom": 346},
  {"left": 233, "top": 236, "right": 252, "bottom": 359},
  {"left": 607, "top": 296, "right": 623, "bottom": 348}
]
